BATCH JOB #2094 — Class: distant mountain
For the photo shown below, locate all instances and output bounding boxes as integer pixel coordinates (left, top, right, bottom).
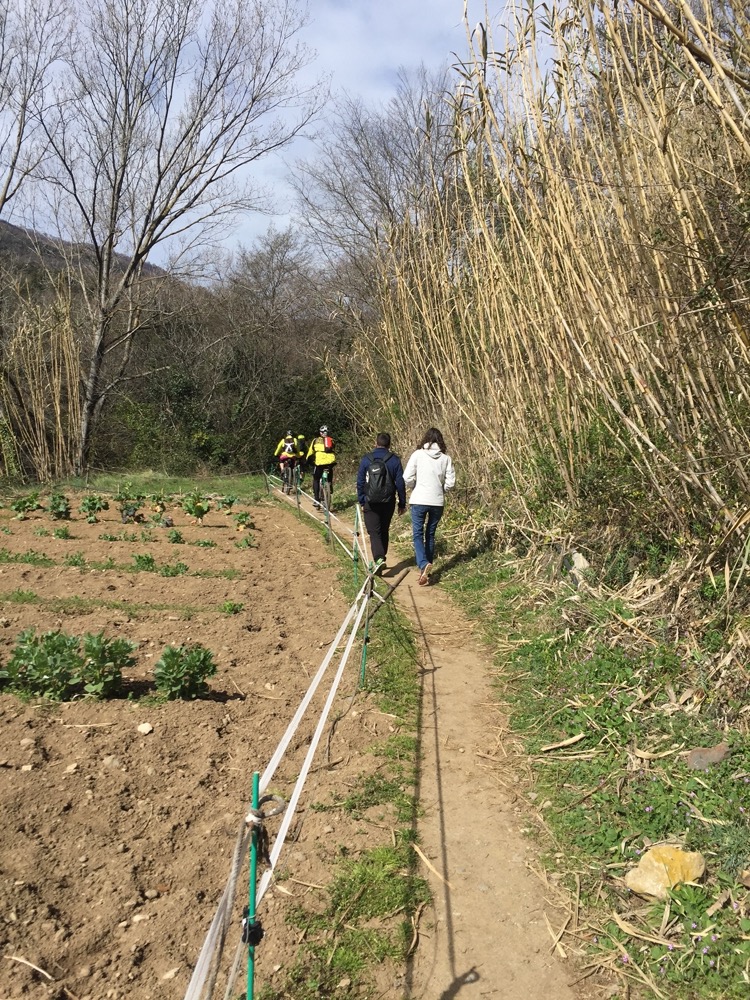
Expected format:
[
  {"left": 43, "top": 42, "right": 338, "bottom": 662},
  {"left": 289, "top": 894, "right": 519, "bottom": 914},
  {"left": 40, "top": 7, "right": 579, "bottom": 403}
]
[{"left": 0, "top": 218, "right": 166, "bottom": 277}]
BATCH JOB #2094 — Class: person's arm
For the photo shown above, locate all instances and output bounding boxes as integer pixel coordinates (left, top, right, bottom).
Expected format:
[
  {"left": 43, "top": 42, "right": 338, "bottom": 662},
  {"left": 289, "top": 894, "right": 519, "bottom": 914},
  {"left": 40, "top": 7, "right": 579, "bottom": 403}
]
[
  {"left": 274, "top": 439, "right": 283, "bottom": 457},
  {"left": 444, "top": 455, "right": 456, "bottom": 491},
  {"left": 403, "top": 451, "right": 417, "bottom": 489},
  {"left": 356, "top": 456, "right": 368, "bottom": 505},
  {"left": 306, "top": 439, "right": 316, "bottom": 462},
  {"left": 390, "top": 455, "right": 406, "bottom": 509}
]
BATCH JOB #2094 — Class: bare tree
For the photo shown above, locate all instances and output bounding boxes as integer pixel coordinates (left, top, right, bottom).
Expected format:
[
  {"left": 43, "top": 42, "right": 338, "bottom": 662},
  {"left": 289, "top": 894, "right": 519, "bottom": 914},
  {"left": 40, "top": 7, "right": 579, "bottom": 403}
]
[
  {"left": 294, "top": 64, "right": 456, "bottom": 269},
  {"left": 39, "top": 0, "right": 322, "bottom": 474},
  {"left": 0, "top": 0, "right": 66, "bottom": 217}
]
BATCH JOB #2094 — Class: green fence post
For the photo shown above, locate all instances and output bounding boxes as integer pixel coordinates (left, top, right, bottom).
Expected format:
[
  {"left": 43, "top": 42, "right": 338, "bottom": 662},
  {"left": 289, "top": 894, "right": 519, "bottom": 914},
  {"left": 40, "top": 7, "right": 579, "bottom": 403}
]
[{"left": 247, "top": 771, "right": 260, "bottom": 1000}]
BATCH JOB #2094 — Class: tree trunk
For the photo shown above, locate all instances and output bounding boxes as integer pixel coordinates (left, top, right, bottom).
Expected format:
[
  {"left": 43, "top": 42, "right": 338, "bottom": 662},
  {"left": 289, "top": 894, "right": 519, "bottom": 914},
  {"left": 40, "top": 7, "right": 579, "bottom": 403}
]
[{"left": 75, "top": 319, "right": 107, "bottom": 476}]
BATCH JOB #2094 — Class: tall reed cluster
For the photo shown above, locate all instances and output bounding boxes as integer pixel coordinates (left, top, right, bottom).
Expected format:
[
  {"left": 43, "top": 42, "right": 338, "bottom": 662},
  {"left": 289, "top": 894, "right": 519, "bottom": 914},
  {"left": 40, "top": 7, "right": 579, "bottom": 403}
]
[
  {"left": 338, "top": 0, "right": 750, "bottom": 549},
  {"left": 0, "top": 287, "right": 81, "bottom": 481}
]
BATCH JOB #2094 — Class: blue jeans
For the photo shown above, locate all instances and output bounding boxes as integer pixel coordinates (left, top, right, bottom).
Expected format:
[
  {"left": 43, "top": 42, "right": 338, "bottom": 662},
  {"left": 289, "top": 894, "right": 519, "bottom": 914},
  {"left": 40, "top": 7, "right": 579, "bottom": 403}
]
[{"left": 410, "top": 504, "right": 443, "bottom": 571}]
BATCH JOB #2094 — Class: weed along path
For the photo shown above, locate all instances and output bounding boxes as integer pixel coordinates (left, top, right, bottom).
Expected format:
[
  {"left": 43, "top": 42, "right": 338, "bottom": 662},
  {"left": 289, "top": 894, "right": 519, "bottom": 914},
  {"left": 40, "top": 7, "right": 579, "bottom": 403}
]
[{"left": 393, "top": 574, "right": 580, "bottom": 1000}]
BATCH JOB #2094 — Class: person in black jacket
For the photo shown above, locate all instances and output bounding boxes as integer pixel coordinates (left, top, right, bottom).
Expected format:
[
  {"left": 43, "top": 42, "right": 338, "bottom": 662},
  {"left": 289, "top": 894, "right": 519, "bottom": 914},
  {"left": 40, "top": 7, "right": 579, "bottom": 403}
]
[{"left": 356, "top": 432, "right": 406, "bottom": 572}]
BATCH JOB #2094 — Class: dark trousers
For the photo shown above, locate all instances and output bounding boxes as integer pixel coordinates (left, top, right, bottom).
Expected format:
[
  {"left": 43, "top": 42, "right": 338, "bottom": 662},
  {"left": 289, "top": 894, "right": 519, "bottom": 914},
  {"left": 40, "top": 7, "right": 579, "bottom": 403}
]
[
  {"left": 363, "top": 499, "right": 396, "bottom": 562},
  {"left": 312, "top": 464, "right": 334, "bottom": 501}
]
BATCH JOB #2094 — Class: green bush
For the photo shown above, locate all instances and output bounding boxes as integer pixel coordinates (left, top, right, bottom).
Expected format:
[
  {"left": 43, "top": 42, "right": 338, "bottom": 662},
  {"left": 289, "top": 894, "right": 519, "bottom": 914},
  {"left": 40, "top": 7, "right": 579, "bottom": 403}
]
[
  {"left": 132, "top": 553, "right": 156, "bottom": 571},
  {"left": 3, "top": 628, "right": 138, "bottom": 700},
  {"left": 81, "top": 632, "right": 137, "bottom": 696},
  {"left": 167, "top": 528, "right": 184, "bottom": 544},
  {"left": 4, "top": 629, "right": 84, "bottom": 699},
  {"left": 48, "top": 493, "right": 71, "bottom": 520},
  {"left": 154, "top": 643, "right": 216, "bottom": 699}
]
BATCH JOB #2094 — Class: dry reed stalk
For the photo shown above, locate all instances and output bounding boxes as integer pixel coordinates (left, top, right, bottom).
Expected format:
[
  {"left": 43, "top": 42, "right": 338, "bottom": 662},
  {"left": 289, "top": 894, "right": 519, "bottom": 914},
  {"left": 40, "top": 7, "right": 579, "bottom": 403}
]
[
  {"left": 0, "top": 287, "right": 81, "bottom": 480},
  {"left": 328, "top": 0, "right": 750, "bottom": 556}
]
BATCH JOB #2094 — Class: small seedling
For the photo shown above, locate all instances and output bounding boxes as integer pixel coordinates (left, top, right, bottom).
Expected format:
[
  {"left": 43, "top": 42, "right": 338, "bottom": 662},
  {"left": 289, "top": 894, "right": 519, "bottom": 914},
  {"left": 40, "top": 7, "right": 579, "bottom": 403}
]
[
  {"left": 181, "top": 491, "right": 212, "bottom": 524},
  {"left": 148, "top": 491, "right": 173, "bottom": 514},
  {"left": 132, "top": 553, "right": 156, "bottom": 572},
  {"left": 79, "top": 495, "right": 109, "bottom": 523},
  {"left": 167, "top": 529, "right": 184, "bottom": 544},
  {"left": 34, "top": 527, "right": 50, "bottom": 537},
  {"left": 220, "top": 601, "right": 244, "bottom": 615},
  {"left": 53, "top": 526, "right": 72, "bottom": 540},
  {"left": 115, "top": 483, "right": 144, "bottom": 524},
  {"left": 48, "top": 493, "right": 71, "bottom": 520},
  {"left": 10, "top": 492, "right": 43, "bottom": 520},
  {"left": 160, "top": 562, "right": 188, "bottom": 577},
  {"left": 154, "top": 643, "right": 216, "bottom": 699},
  {"left": 233, "top": 512, "right": 255, "bottom": 531},
  {"left": 235, "top": 534, "right": 256, "bottom": 549},
  {"left": 64, "top": 551, "right": 87, "bottom": 567},
  {"left": 192, "top": 539, "right": 216, "bottom": 548},
  {"left": 216, "top": 495, "right": 238, "bottom": 513}
]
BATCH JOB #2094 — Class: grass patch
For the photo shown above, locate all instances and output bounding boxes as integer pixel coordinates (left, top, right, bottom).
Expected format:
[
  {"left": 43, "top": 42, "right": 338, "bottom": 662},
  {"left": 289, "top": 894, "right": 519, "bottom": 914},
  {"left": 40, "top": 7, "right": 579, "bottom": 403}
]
[
  {"left": 0, "top": 547, "right": 53, "bottom": 567},
  {"left": 3, "top": 588, "right": 38, "bottom": 604},
  {"left": 75, "top": 471, "right": 267, "bottom": 503},
  {"left": 270, "top": 841, "right": 428, "bottom": 1000},
  {"left": 442, "top": 548, "right": 750, "bottom": 999}
]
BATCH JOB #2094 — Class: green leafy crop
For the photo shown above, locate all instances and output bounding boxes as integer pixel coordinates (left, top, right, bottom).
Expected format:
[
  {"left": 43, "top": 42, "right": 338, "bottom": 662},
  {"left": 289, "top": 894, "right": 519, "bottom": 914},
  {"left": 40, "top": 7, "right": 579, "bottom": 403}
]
[
  {"left": 181, "top": 491, "right": 212, "bottom": 524},
  {"left": 154, "top": 643, "right": 216, "bottom": 699},
  {"left": 48, "top": 493, "right": 71, "bottom": 520},
  {"left": 79, "top": 494, "right": 109, "bottom": 523},
  {"left": 10, "top": 492, "right": 43, "bottom": 520},
  {"left": 216, "top": 495, "right": 238, "bottom": 513},
  {"left": 81, "top": 632, "right": 137, "bottom": 697},
  {"left": 4, "top": 629, "right": 84, "bottom": 699}
]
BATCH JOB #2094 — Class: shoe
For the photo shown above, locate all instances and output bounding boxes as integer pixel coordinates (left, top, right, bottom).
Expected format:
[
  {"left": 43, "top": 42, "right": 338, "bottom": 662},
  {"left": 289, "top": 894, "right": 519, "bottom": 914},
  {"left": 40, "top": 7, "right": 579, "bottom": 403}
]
[
  {"left": 372, "top": 559, "right": 385, "bottom": 576},
  {"left": 418, "top": 563, "right": 432, "bottom": 585},
  {"left": 312, "top": 501, "right": 321, "bottom": 510}
]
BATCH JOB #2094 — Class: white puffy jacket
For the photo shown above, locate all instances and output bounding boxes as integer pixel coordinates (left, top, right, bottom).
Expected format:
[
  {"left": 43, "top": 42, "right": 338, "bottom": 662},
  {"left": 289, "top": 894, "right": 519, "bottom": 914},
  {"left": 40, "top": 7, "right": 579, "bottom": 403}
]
[{"left": 403, "top": 443, "right": 456, "bottom": 506}]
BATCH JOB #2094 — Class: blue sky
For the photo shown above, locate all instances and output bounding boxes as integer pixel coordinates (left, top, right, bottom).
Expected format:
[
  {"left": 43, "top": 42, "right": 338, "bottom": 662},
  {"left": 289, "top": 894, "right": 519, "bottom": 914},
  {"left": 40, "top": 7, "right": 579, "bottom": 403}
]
[{"left": 234, "top": 0, "right": 483, "bottom": 248}]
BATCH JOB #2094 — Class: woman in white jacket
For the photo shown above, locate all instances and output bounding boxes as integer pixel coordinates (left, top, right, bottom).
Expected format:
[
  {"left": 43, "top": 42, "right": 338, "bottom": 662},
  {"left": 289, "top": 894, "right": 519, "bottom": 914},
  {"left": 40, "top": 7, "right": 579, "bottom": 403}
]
[{"left": 403, "top": 427, "right": 456, "bottom": 585}]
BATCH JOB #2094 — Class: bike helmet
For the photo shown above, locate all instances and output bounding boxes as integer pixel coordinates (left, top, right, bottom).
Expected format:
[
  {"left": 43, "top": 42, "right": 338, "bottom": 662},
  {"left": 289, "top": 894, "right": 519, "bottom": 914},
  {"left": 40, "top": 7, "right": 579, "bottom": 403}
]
[
  {"left": 285, "top": 431, "right": 293, "bottom": 438},
  {"left": 319, "top": 425, "right": 328, "bottom": 435}
]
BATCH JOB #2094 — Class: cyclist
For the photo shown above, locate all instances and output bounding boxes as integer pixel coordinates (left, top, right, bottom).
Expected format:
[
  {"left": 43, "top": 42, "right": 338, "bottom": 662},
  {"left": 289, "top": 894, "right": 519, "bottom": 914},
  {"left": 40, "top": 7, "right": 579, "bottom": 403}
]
[
  {"left": 306, "top": 425, "right": 336, "bottom": 509},
  {"left": 274, "top": 431, "right": 303, "bottom": 492}
]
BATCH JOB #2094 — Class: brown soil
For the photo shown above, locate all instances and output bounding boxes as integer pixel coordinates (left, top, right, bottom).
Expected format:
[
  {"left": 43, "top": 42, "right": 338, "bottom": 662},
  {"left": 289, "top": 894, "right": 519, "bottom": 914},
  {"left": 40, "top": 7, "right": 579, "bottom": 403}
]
[{"left": 0, "top": 491, "right": 593, "bottom": 1000}]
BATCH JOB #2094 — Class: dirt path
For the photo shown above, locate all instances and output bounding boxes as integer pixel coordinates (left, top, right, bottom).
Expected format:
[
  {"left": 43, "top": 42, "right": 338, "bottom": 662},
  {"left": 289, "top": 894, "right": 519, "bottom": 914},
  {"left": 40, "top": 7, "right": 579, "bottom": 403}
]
[
  {"left": 319, "top": 490, "right": 585, "bottom": 1000},
  {"left": 385, "top": 565, "right": 581, "bottom": 1000}
]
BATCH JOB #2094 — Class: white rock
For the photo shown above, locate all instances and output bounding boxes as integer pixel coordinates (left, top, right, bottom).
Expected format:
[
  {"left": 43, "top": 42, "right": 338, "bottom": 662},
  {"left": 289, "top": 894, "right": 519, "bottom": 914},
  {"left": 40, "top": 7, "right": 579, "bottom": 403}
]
[
  {"left": 137, "top": 723, "right": 153, "bottom": 735},
  {"left": 161, "top": 967, "right": 180, "bottom": 981}
]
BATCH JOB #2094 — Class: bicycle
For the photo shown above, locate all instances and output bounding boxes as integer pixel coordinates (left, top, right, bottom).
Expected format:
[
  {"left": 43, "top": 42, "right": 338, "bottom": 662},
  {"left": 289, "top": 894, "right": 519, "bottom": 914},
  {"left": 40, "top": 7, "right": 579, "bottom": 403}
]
[
  {"left": 281, "top": 460, "right": 295, "bottom": 494},
  {"left": 320, "top": 467, "right": 331, "bottom": 512}
]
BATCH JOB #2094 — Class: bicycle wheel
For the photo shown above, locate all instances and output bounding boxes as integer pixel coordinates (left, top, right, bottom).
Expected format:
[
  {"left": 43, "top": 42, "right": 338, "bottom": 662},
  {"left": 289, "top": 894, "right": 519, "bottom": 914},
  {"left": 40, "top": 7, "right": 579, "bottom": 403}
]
[
  {"left": 282, "top": 464, "right": 293, "bottom": 494},
  {"left": 321, "top": 472, "right": 331, "bottom": 511}
]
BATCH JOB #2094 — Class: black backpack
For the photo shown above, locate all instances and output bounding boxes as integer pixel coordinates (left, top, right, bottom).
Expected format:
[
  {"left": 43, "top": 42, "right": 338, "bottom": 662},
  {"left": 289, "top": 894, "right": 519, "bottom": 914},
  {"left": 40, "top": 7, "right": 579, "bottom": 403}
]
[{"left": 365, "top": 452, "right": 395, "bottom": 504}]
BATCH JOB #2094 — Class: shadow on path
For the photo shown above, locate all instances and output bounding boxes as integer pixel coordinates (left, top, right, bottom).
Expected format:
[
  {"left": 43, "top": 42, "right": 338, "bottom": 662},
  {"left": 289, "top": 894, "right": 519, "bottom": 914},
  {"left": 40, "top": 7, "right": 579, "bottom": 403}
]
[{"left": 404, "top": 586, "right": 457, "bottom": 998}]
